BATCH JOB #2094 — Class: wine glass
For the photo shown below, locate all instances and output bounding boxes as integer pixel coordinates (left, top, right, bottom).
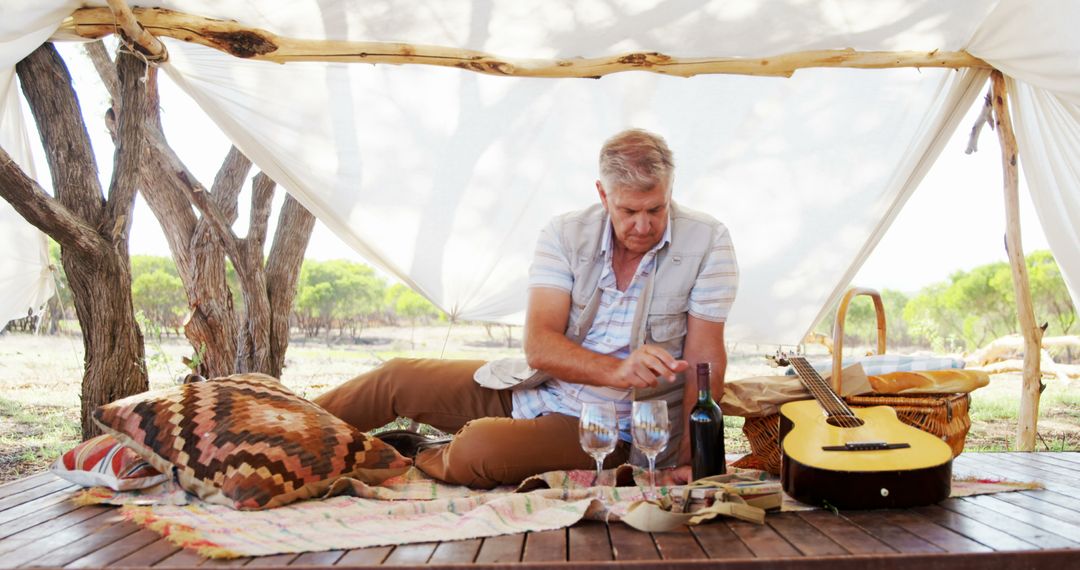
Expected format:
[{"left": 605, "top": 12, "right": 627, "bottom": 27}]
[
  {"left": 631, "top": 400, "right": 669, "bottom": 499},
  {"left": 578, "top": 402, "right": 618, "bottom": 486}
]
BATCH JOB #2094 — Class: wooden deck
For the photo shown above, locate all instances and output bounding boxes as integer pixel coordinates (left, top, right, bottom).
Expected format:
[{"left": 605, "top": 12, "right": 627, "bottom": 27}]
[{"left": 1, "top": 452, "right": 1078, "bottom": 569}]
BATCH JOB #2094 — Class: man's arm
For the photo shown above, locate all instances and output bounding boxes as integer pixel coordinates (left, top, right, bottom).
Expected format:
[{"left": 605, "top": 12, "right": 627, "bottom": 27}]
[
  {"left": 524, "top": 287, "right": 687, "bottom": 389},
  {"left": 676, "top": 315, "right": 728, "bottom": 466}
]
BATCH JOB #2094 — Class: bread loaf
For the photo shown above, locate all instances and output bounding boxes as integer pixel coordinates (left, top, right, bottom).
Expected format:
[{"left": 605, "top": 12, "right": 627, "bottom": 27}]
[{"left": 868, "top": 369, "right": 989, "bottom": 394}]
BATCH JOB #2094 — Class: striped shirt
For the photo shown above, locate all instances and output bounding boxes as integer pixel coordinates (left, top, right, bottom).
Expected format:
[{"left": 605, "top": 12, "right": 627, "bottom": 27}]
[{"left": 515, "top": 212, "right": 738, "bottom": 441}]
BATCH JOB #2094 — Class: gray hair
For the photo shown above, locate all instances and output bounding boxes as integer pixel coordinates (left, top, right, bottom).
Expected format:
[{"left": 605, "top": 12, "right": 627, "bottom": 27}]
[{"left": 598, "top": 128, "right": 675, "bottom": 192}]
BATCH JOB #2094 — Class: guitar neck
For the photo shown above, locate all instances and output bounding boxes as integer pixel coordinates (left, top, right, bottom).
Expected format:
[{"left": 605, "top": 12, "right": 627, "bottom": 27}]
[{"left": 789, "top": 356, "right": 857, "bottom": 421}]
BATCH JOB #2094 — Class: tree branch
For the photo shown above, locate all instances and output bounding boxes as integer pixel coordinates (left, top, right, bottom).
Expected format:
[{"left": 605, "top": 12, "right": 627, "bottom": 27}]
[
  {"left": 0, "top": 146, "right": 107, "bottom": 258},
  {"left": 84, "top": 41, "right": 119, "bottom": 104},
  {"left": 105, "top": 0, "right": 167, "bottom": 60},
  {"left": 66, "top": 7, "right": 990, "bottom": 79},
  {"left": 247, "top": 172, "right": 275, "bottom": 247},
  {"left": 965, "top": 88, "right": 994, "bottom": 155},
  {"left": 145, "top": 128, "right": 243, "bottom": 263},
  {"left": 207, "top": 146, "right": 250, "bottom": 226},
  {"left": 103, "top": 49, "right": 154, "bottom": 241},
  {"left": 16, "top": 43, "right": 106, "bottom": 230},
  {"left": 265, "top": 194, "right": 315, "bottom": 376}
]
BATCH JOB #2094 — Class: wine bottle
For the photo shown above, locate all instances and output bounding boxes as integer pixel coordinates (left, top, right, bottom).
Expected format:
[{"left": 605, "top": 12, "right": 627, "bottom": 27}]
[{"left": 690, "top": 362, "right": 726, "bottom": 480}]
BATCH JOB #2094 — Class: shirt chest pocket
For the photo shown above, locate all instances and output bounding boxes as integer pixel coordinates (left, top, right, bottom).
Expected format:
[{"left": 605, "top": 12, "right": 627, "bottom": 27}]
[{"left": 647, "top": 296, "right": 689, "bottom": 344}]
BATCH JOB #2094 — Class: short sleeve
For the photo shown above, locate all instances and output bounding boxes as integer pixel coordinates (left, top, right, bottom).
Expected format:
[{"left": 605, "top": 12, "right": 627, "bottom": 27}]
[
  {"left": 528, "top": 219, "right": 573, "bottom": 292},
  {"left": 688, "top": 224, "right": 739, "bottom": 322}
]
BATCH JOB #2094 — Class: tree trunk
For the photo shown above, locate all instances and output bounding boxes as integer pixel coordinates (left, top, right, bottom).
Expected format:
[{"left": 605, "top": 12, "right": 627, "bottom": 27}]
[
  {"left": 4, "top": 43, "right": 148, "bottom": 438},
  {"left": 84, "top": 42, "right": 314, "bottom": 382},
  {"left": 265, "top": 195, "right": 316, "bottom": 376}
]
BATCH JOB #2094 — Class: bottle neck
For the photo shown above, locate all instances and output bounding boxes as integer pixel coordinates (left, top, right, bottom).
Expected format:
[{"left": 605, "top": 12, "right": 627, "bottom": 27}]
[{"left": 696, "top": 365, "right": 711, "bottom": 402}]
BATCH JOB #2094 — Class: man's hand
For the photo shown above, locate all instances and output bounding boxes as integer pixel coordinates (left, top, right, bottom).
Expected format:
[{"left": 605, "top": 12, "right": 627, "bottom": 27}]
[{"left": 608, "top": 345, "right": 688, "bottom": 389}]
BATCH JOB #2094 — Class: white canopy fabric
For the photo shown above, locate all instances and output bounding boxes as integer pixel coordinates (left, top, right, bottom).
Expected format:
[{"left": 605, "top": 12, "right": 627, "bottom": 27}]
[{"left": 0, "top": 0, "right": 1077, "bottom": 345}]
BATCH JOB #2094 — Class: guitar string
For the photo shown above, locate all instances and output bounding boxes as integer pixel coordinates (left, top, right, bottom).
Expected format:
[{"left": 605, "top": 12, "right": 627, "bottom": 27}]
[{"left": 792, "top": 357, "right": 859, "bottom": 427}]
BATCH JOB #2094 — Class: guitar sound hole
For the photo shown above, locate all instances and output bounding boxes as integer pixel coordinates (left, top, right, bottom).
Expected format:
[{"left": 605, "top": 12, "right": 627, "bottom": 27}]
[{"left": 826, "top": 415, "right": 866, "bottom": 428}]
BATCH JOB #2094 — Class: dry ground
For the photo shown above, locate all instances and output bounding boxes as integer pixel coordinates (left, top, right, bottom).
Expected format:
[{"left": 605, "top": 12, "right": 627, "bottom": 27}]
[{"left": 1, "top": 326, "right": 1077, "bottom": 484}]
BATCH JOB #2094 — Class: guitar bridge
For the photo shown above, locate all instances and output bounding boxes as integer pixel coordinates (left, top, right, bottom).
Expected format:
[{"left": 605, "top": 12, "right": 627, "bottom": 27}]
[{"left": 822, "top": 441, "right": 911, "bottom": 452}]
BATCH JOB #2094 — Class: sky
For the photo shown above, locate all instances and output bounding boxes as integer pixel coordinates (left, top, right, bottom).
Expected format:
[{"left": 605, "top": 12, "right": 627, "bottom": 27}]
[{"left": 46, "top": 42, "right": 1051, "bottom": 297}]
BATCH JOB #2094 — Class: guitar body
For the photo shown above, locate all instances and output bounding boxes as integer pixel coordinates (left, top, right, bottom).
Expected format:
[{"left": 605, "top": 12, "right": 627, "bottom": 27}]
[{"left": 779, "top": 400, "right": 953, "bottom": 509}]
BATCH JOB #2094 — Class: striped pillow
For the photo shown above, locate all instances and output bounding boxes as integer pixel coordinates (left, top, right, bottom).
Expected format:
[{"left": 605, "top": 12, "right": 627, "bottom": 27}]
[{"left": 50, "top": 434, "right": 169, "bottom": 491}]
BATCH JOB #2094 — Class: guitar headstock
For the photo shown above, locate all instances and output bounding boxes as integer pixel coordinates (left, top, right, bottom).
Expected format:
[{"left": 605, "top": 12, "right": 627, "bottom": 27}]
[{"left": 766, "top": 347, "right": 804, "bottom": 368}]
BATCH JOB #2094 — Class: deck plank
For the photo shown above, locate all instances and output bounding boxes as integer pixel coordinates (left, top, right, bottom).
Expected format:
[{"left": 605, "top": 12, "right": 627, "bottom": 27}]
[
  {"left": 1002, "top": 451, "right": 1080, "bottom": 469},
  {"left": 568, "top": 520, "right": 612, "bottom": 561},
  {"left": 65, "top": 529, "right": 166, "bottom": 568},
  {"left": 875, "top": 510, "right": 992, "bottom": 553},
  {"left": 1018, "top": 489, "right": 1080, "bottom": 513},
  {"left": 995, "top": 452, "right": 1080, "bottom": 479},
  {"left": 428, "top": 539, "right": 481, "bottom": 564},
  {"left": 244, "top": 553, "right": 296, "bottom": 566},
  {"left": 382, "top": 543, "right": 437, "bottom": 566},
  {"left": 154, "top": 546, "right": 209, "bottom": 567},
  {"left": 0, "top": 510, "right": 127, "bottom": 567},
  {"left": 0, "top": 478, "right": 76, "bottom": 516},
  {"left": 608, "top": 522, "right": 659, "bottom": 561},
  {"left": 335, "top": 547, "right": 392, "bottom": 566},
  {"left": 202, "top": 556, "right": 252, "bottom": 567},
  {"left": 290, "top": 550, "right": 344, "bottom": 566},
  {"left": 0, "top": 487, "right": 81, "bottom": 534},
  {"left": 0, "top": 472, "right": 56, "bottom": 500},
  {"left": 767, "top": 512, "right": 846, "bottom": 556},
  {"left": 110, "top": 537, "right": 181, "bottom": 567},
  {"left": 652, "top": 525, "right": 707, "bottom": 560},
  {"left": 475, "top": 534, "right": 524, "bottom": 563},
  {"left": 913, "top": 503, "right": 1040, "bottom": 551},
  {"left": 521, "top": 529, "right": 566, "bottom": 563},
  {"left": 690, "top": 521, "right": 755, "bottom": 560},
  {"left": 992, "top": 490, "right": 1080, "bottom": 525},
  {"left": 966, "top": 453, "right": 1080, "bottom": 494},
  {"left": 796, "top": 511, "right": 893, "bottom": 555},
  {"left": 727, "top": 518, "right": 801, "bottom": 558},
  {"left": 1045, "top": 452, "right": 1080, "bottom": 466},
  {"left": 19, "top": 516, "right": 141, "bottom": 567},
  {"left": 961, "top": 495, "right": 1080, "bottom": 544},
  {"left": 0, "top": 499, "right": 100, "bottom": 540},
  {"left": 843, "top": 511, "right": 944, "bottom": 554}
]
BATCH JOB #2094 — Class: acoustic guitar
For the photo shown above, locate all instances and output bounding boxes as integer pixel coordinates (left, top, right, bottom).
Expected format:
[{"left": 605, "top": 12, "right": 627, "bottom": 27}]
[{"left": 779, "top": 355, "right": 953, "bottom": 509}]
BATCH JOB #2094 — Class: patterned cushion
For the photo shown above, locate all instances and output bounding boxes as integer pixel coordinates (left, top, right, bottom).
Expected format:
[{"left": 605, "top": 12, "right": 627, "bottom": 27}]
[
  {"left": 50, "top": 434, "right": 170, "bottom": 491},
  {"left": 93, "top": 373, "right": 410, "bottom": 510}
]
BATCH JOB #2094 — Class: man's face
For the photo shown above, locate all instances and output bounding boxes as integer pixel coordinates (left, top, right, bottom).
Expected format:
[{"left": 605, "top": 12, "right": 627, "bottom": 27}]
[{"left": 597, "top": 180, "right": 671, "bottom": 255}]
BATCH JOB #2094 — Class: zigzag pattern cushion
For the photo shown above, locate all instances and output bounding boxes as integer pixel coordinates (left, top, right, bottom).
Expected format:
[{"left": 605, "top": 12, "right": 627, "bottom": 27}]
[
  {"left": 93, "top": 373, "right": 410, "bottom": 510},
  {"left": 50, "top": 434, "right": 169, "bottom": 491}
]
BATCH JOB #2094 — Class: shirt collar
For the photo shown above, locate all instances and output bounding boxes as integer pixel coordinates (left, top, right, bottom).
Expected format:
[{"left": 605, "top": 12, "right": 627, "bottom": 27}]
[{"left": 601, "top": 215, "right": 673, "bottom": 256}]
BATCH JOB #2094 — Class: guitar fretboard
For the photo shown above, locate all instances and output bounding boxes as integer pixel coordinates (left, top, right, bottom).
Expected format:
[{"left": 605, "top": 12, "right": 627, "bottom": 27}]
[{"left": 789, "top": 356, "right": 862, "bottom": 428}]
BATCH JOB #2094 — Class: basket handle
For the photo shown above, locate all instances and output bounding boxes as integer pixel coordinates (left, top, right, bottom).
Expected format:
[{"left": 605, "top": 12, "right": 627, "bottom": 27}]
[{"left": 831, "top": 287, "right": 887, "bottom": 393}]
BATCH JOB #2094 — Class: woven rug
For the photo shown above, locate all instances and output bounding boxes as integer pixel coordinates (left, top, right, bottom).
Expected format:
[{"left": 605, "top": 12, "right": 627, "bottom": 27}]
[{"left": 79, "top": 467, "right": 1041, "bottom": 559}]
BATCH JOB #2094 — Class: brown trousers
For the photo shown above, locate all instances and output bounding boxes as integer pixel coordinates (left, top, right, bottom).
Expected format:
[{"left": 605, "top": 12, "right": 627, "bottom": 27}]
[{"left": 313, "top": 358, "right": 629, "bottom": 488}]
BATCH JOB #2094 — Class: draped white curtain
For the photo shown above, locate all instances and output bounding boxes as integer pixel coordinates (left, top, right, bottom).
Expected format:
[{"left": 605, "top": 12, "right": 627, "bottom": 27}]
[{"left": 1, "top": 0, "right": 1077, "bottom": 344}]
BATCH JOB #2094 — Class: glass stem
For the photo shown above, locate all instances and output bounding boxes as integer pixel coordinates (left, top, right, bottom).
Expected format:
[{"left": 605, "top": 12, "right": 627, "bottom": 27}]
[
  {"left": 595, "top": 458, "right": 603, "bottom": 486},
  {"left": 647, "top": 456, "right": 657, "bottom": 499}
]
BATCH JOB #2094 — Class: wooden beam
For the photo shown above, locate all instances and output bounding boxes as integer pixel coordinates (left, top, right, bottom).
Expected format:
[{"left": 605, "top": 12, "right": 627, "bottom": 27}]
[
  {"left": 63, "top": 7, "right": 991, "bottom": 78},
  {"left": 104, "top": 0, "right": 166, "bottom": 60},
  {"left": 990, "top": 70, "right": 1043, "bottom": 452}
]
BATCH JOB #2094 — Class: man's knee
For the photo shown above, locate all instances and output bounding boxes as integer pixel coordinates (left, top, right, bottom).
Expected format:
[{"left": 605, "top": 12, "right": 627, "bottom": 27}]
[
  {"left": 435, "top": 419, "right": 510, "bottom": 488},
  {"left": 313, "top": 358, "right": 417, "bottom": 429}
]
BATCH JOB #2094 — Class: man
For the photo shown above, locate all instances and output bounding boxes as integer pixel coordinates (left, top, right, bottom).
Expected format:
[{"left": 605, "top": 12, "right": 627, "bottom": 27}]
[{"left": 315, "top": 128, "right": 738, "bottom": 488}]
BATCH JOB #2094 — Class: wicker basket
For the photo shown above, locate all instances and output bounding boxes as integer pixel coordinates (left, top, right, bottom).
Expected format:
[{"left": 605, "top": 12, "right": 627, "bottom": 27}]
[{"left": 732, "top": 287, "right": 973, "bottom": 476}]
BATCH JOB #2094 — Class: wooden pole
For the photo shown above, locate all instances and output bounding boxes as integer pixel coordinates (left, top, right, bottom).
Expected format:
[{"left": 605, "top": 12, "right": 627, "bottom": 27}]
[
  {"left": 104, "top": 0, "right": 166, "bottom": 60},
  {"left": 64, "top": 7, "right": 991, "bottom": 78},
  {"left": 990, "top": 70, "right": 1044, "bottom": 451}
]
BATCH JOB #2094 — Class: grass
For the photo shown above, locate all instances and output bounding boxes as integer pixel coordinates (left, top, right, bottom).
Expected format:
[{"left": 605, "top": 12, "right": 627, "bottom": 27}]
[
  {"left": 0, "top": 396, "right": 80, "bottom": 482},
  {"left": 0, "top": 326, "right": 1077, "bottom": 484}
]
